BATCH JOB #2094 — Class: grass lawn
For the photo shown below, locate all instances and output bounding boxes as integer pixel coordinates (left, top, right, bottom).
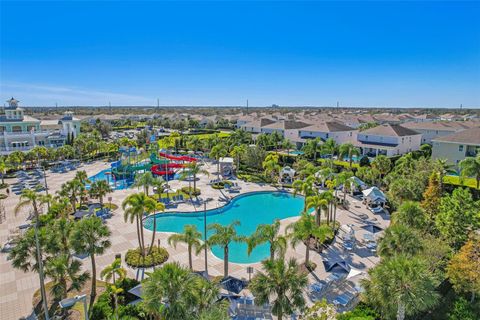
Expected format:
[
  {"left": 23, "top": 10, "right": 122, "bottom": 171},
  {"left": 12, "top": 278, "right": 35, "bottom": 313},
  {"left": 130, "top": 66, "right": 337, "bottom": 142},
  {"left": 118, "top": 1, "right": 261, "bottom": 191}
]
[
  {"left": 317, "top": 158, "right": 360, "bottom": 169},
  {"left": 157, "top": 131, "right": 231, "bottom": 149},
  {"left": 443, "top": 175, "right": 479, "bottom": 190}
]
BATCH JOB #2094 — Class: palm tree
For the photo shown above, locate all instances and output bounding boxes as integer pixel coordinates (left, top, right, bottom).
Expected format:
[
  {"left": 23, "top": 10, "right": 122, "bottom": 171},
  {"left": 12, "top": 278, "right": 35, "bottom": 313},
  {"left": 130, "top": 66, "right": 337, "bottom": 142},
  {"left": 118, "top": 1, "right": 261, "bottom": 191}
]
[
  {"left": 14, "top": 188, "right": 50, "bottom": 319},
  {"left": 207, "top": 221, "right": 243, "bottom": 277},
  {"left": 337, "top": 170, "right": 354, "bottom": 205},
  {"left": 371, "top": 155, "right": 391, "bottom": 181},
  {"left": 302, "top": 138, "right": 322, "bottom": 161},
  {"left": 434, "top": 158, "right": 457, "bottom": 190},
  {"left": 179, "top": 161, "right": 209, "bottom": 191},
  {"left": 44, "top": 254, "right": 89, "bottom": 302},
  {"left": 247, "top": 220, "right": 287, "bottom": 261},
  {"left": 362, "top": 255, "right": 439, "bottom": 320},
  {"left": 60, "top": 178, "right": 84, "bottom": 211},
  {"left": 88, "top": 180, "right": 112, "bottom": 208},
  {"left": 210, "top": 144, "right": 227, "bottom": 180},
  {"left": 151, "top": 176, "right": 167, "bottom": 200},
  {"left": 75, "top": 170, "right": 90, "bottom": 186},
  {"left": 133, "top": 171, "right": 156, "bottom": 195},
  {"left": 377, "top": 224, "right": 424, "bottom": 259},
  {"left": 230, "top": 144, "right": 247, "bottom": 172},
  {"left": 338, "top": 143, "right": 360, "bottom": 168},
  {"left": 249, "top": 258, "right": 308, "bottom": 320},
  {"left": 0, "top": 157, "right": 9, "bottom": 185},
  {"left": 306, "top": 194, "right": 328, "bottom": 226},
  {"left": 142, "top": 262, "right": 199, "bottom": 320},
  {"left": 286, "top": 213, "right": 333, "bottom": 266},
  {"left": 316, "top": 167, "right": 333, "bottom": 188},
  {"left": 101, "top": 258, "right": 126, "bottom": 319},
  {"left": 292, "top": 175, "right": 316, "bottom": 211},
  {"left": 168, "top": 225, "right": 203, "bottom": 270},
  {"left": 262, "top": 153, "right": 281, "bottom": 182},
  {"left": 71, "top": 216, "right": 112, "bottom": 311},
  {"left": 459, "top": 154, "right": 480, "bottom": 189}
]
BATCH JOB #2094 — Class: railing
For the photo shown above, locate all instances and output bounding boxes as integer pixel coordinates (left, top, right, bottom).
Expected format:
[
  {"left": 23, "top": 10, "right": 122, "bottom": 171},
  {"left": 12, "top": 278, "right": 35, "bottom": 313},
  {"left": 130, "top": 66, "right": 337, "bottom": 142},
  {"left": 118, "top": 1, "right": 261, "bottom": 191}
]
[{"left": 0, "top": 130, "right": 51, "bottom": 136}]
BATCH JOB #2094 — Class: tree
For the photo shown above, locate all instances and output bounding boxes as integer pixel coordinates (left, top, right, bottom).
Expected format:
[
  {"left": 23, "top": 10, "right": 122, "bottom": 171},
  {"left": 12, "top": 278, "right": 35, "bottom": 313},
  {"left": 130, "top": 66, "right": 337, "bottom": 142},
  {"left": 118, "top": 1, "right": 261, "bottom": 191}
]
[
  {"left": 179, "top": 161, "right": 209, "bottom": 191},
  {"left": 338, "top": 143, "right": 360, "bottom": 168},
  {"left": 249, "top": 258, "right": 308, "bottom": 320},
  {"left": 207, "top": 221, "right": 243, "bottom": 277},
  {"left": 229, "top": 144, "right": 247, "bottom": 172},
  {"left": 321, "top": 138, "right": 337, "bottom": 162},
  {"left": 362, "top": 255, "right": 439, "bottom": 320},
  {"left": 292, "top": 175, "right": 316, "bottom": 211},
  {"left": 122, "top": 193, "right": 164, "bottom": 256},
  {"left": 447, "top": 297, "right": 477, "bottom": 320},
  {"left": 0, "top": 157, "right": 9, "bottom": 185},
  {"left": 168, "top": 225, "right": 203, "bottom": 270},
  {"left": 100, "top": 258, "right": 126, "bottom": 319},
  {"left": 262, "top": 153, "right": 281, "bottom": 182},
  {"left": 133, "top": 171, "right": 156, "bottom": 196},
  {"left": 421, "top": 173, "right": 442, "bottom": 229},
  {"left": 420, "top": 143, "right": 432, "bottom": 158},
  {"left": 377, "top": 224, "right": 424, "bottom": 258},
  {"left": 392, "top": 201, "right": 428, "bottom": 231},
  {"left": 371, "top": 155, "right": 391, "bottom": 182},
  {"left": 303, "top": 300, "right": 336, "bottom": 320},
  {"left": 435, "top": 188, "right": 480, "bottom": 249},
  {"left": 71, "top": 216, "right": 112, "bottom": 311},
  {"left": 210, "top": 144, "right": 227, "bottom": 180},
  {"left": 14, "top": 188, "right": 50, "bottom": 318},
  {"left": 302, "top": 138, "right": 322, "bottom": 161},
  {"left": 286, "top": 213, "right": 333, "bottom": 266},
  {"left": 434, "top": 158, "right": 456, "bottom": 190},
  {"left": 59, "top": 178, "right": 84, "bottom": 211},
  {"left": 306, "top": 194, "right": 328, "bottom": 226},
  {"left": 142, "top": 262, "right": 200, "bottom": 320},
  {"left": 459, "top": 154, "right": 480, "bottom": 189},
  {"left": 88, "top": 180, "right": 112, "bottom": 208},
  {"left": 247, "top": 220, "right": 287, "bottom": 261},
  {"left": 44, "top": 254, "right": 89, "bottom": 302},
  {"left": 446, "top": 236, "right": 480, "bottom": 303}
]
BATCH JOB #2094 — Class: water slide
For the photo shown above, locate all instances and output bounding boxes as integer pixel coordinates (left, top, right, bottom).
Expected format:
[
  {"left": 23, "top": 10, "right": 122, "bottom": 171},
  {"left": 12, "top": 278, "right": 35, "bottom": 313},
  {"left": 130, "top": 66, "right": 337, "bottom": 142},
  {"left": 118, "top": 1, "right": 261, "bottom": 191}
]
[
  {"left": 112, "top": 162, "right": 152, "bottom": 177},
  {"left": 151, "top": 163, "right": 185, "bottom": 176},
  {"left": 150, "top": 153, "right": 171, "bottom": 164},
  {"left": 158, "top": 152, "right": 197, "bottom": 163}
]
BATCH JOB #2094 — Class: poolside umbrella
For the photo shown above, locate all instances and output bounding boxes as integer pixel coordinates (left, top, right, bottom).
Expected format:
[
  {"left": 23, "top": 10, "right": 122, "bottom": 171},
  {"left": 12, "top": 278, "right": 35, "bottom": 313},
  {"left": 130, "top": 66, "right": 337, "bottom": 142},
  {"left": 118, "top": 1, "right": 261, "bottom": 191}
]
[
  {"left": 73, "top": 210, "right": 90, "bottom": 219},
  {"left": 346, "top": 268, "right": 364, "bottom": 280},
  {"left": 362, "top": 224, "right": 383, "bottom": 234},
  {"left": 323, "top": 260, "right": 350, "bottom": 273},
  {"left": 193, "top": 270, "right": 212, "bottom": 282},
  {"left": 220, "top": 276, "right": 248, "bottom": 294},
  {"left": 128, "top": 284, "right": 143, "bottom": 298}
]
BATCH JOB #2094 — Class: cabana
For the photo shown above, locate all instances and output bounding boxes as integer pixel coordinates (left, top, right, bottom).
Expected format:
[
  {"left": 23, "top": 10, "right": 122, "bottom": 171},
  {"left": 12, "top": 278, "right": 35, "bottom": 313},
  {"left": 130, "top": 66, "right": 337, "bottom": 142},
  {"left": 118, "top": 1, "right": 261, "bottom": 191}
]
[
  {"left": 220, "top": 276, "right": 248, "bottom": 294},
  {"left": 219, "top": 157, "right": 234, "bottom": 177},
  {"left": 280, "top": 166, "right": 296, "bottom": 184},
  {"left": 362, "top": 224, "right": 383, "bottom": 234},
  {"left": 322, "top": 260, "right": 350, "bottom": 273},
  {"left": 362, "top": 187, "right": 387, "bottom": 207}
]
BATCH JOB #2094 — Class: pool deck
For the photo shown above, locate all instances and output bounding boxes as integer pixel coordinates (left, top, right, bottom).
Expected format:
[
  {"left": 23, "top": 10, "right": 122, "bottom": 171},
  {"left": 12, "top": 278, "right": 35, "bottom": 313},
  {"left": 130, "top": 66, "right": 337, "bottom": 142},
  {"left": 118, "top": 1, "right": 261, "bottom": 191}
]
[{"left": 0, "top": 159, "right": 389, "bottom": 319}]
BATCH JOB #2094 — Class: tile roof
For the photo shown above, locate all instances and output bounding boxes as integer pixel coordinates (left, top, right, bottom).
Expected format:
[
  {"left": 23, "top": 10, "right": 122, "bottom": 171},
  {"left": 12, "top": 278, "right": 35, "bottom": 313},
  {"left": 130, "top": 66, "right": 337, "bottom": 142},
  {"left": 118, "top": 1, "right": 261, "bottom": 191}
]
[
  {"left": 361, "top": 124, "right": 420, "bottom": 137},
  {"left": 301, "top": 121, "right": 355, "bottom": 132},
  {"left": 432, "top": 126, "right": 480, "bottom": 145}
]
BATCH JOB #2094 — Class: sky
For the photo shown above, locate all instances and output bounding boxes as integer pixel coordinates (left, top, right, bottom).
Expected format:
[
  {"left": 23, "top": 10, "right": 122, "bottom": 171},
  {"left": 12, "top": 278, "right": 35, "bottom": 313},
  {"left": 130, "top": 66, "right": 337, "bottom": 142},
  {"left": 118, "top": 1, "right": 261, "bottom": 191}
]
[{"left": 1, "top": 1, "right": 479, "bottom": 108}]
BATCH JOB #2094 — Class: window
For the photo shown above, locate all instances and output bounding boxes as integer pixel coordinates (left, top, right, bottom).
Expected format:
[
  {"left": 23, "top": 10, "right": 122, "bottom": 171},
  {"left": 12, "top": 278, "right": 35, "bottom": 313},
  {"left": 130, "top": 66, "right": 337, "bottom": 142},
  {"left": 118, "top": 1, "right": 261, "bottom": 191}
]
[
  {"left": 459, "top": 145, "right": 464, "bottom": 152},
  {"left": 326, "top": 133, "right": 329, "bottom": 138},
  {"left": 12, "top": 125, "right": 22, "bottom": 132}
]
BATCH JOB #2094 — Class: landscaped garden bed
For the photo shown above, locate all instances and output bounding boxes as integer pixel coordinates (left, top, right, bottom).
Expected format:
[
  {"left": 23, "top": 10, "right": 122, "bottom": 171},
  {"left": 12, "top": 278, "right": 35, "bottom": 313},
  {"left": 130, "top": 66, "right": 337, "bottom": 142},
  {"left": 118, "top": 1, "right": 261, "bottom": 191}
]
[{"left": 125, "top": 246, "right": 169, "bottom": 268}]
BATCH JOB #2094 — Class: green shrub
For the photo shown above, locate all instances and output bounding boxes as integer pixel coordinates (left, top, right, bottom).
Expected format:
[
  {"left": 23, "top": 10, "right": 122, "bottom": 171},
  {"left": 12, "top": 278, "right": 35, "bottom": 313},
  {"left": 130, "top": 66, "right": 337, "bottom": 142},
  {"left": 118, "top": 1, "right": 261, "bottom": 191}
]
[
  {"left": 448, "top": 297, "right": 477, "bottom": 320},
  {"left": 91, "top": 292, "right": 113, "bottom": 320},
  {"left": 181, "top": 186, "right": 201, "bottom": 196},
  {"left": 125, "top": 246, "right": 169, "bottom": 268},
  {"left": 0, "top": 183, "right": 8, "bottom": 189},
  {"left": 359, "top": 155, "right": 370, "bottom": 167},
  {"left": 337, "top": 303, "right": 379, "bottom": 320}
]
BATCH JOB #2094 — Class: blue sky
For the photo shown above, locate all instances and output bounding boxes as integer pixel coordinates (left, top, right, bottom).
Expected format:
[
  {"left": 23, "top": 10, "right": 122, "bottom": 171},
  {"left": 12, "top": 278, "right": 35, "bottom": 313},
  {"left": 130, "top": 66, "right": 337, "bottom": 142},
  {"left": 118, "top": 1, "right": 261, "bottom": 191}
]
[{"left": 1, "top": 1, "right": 479, "bottom": 107}]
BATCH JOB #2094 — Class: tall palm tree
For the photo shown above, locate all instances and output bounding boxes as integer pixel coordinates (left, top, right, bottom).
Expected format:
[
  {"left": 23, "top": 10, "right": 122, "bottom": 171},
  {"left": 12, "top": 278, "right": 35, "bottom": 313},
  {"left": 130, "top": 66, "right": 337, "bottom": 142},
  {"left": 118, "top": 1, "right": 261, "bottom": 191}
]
[
  {"left": 262, "top": 153, "right": 281, "bottom": 182},
  {"left": 247, "top": 220, "right": 287, "bottom": 261},
  {"left": 302, "top": 138, "right": 322, "bottom": 161},
  {"left": 75, "top": 170, "right": 90, "bottom": 187},
  {"left": 207, "top": 221, "right": 243, "bottom": 277},
  {"left": 210, "top": 144, "right": 227, "bottom": 180},
  {"left": 168, "top": 225, "right": 203, "bottom": 270},
  {"left": 434, "top": 158, "right": 456, "bottom": 190},
  {"left": 338, "top": 143, "right": 360, "bottom": 168},
  {"left": 88, "top": 180, "right": 112, "bottom": 208},
  {"left": 14, "top": 188, "right": 50, "bottom": 319},
  {"left": 322, "top": 138, "right": 337, "bottom": 162},
  {"left": 151, "top": 176, "right": 167, "bottom": 200},
  {"left": 71, "top": 216, "right": 112, "bottom": 311},
  {"left": 133, "top": 171, "right": 156, "bottom": 195},
  {"left": 377, "top": 224, "right": 424, "bottom": 259},
  {"left": 249, "top": 258, "right": 308, "bottom": 320},
  {"left": 362, "top": 255, "right": 439, "bottom": 320},
  {"left": 371, "top": 155, "right": 391, "bottom": 185},
  {"left": 306, "top": 194, "right": 328, "bottom": 226},
  {"left": 230, "top": 144, "right": 247, "bottom": 172},
  {"left": 337, "top": 170, "right": 354, "bottom": 205},
  {"left": 142, "top": 262, "right": 199, "bottom": 320},
  {"left": 60, "top": 178, "right": 83, "bottom": 211},
  {"left": 44, "top": 254, "right": 89, "bottom": 302},
  {"left": 316, "top": 167, "right": 333, "bottom": 188},
  {"left": 459, "top": 154, "right": 480, "bottom": 189},
  {"left": 0, "top": 157, "right": 9, "bottom": 185},
  {"left": 286, "top": 213, "right": 333, "bottom": 266},
  {"left": 179, "top": 161, "right": 209, "bottom": 191},
  {"left": 101, "top": 258, "right": 126, "bottom": 319},
  {"left": 292, "top": 175, "right": 316, "bottom": 211}
]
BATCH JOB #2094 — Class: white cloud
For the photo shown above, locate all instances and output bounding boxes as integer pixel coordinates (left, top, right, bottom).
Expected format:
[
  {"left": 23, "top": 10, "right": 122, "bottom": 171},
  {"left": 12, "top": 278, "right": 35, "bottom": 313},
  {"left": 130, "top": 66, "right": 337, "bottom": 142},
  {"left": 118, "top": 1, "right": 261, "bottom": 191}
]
[{"left": 0, "top": 81, "right": 155, "bottom": 106}]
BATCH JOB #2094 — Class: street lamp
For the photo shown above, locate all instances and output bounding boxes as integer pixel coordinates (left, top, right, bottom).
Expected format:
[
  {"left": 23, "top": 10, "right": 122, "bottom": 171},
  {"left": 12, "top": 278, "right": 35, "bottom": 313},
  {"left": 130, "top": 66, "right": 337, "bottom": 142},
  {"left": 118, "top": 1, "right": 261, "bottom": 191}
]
[
  {"left": 60, "top": 294, "right": 88, "bottom": 320},
  {"left": 204, "top": 201, "right": 208, "bottom": 275}
]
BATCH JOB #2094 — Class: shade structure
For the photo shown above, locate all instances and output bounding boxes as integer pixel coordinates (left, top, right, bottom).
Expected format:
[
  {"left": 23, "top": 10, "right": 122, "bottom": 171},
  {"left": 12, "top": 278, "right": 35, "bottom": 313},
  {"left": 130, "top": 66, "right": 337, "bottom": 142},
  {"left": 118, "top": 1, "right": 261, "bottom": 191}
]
[
  {"left": 193, "top": 270, "right": 212, "bottom": 282},
  {"left": 128, "top": 284, "right": 143, "bottom": 298},
  {"left": 346, "top": 268, "right": 364, "bottom": 280},
  {"left": 73, "top": 210, "right": 90, "bottom": 219},
  {"left": 362, "top": 187, "right": 386, "bottom": 202},
  {"left": 362, "top": 224, "right": 383, "bottom": 234},
  {"left": 220, "top": 276, "right": 248, "bottom": 294},
  {"left": 348, "top": 176, "right": 367, "bottom": 190},
  {"left": 323, "top": 260, "right": 350, "bottom": 273}
]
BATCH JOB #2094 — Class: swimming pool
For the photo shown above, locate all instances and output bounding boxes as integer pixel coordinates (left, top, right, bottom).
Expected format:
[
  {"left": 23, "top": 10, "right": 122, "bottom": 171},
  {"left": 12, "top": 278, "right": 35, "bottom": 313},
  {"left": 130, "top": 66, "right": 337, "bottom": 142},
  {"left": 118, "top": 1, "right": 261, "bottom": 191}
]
[
  {"left": 88, "top": 169, "right": 131, "bottom": 190},
  {"left": 144, "top": 191, "right": 304, "bottom": 264}
]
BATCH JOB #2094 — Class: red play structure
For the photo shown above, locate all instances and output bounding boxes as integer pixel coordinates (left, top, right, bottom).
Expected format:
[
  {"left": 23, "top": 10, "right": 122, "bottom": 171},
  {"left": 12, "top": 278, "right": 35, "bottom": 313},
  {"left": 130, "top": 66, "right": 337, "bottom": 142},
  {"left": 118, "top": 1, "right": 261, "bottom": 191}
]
[{"left": 151, "top": 152, "right": 196, "bottom": 176}]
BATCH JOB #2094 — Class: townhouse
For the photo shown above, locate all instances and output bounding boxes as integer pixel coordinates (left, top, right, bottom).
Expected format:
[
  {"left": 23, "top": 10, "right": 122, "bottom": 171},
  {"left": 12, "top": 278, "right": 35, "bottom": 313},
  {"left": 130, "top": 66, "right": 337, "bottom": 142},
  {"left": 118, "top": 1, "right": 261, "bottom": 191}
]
[{"left": 431, "top": 127, "right": 480, "bottom": 165}]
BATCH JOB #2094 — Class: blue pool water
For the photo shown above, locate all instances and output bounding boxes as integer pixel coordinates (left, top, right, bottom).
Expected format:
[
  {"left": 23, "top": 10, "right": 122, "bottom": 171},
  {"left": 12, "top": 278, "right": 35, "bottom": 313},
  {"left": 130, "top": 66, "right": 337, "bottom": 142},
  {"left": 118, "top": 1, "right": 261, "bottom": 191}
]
[
  {"left": 88, "top": 169, "right": 131, "bottom": 190},
  {"left": 144, "top": 191, "right": 304, "bottom": 263},
  {"left": 290, "top": 150, "right": 304, "bottom": 155}
]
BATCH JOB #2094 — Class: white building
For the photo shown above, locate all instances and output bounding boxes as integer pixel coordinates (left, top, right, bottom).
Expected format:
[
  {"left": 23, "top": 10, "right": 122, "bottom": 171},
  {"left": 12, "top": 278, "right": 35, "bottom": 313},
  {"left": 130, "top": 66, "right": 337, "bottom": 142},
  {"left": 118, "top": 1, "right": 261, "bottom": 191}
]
[
  {"left": 432, "top": 127, "right": 480, "bottom": 165},
  {"left": 298, "top": 122, "right": 357, "bottom": 145},
  {"left": 355, "top": 124, "right": 422, "bottom": 157}
]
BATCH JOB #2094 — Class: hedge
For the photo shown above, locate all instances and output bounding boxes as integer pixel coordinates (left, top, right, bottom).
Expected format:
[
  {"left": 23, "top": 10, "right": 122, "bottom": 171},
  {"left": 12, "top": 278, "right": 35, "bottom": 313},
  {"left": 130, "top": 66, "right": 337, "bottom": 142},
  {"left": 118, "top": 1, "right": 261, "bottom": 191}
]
[
  {"left": 181, "top": 186, "right": 201, "bottom": 196},
  {"left": 125, "top": 246, "right": 169, "bottom": 268}
]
